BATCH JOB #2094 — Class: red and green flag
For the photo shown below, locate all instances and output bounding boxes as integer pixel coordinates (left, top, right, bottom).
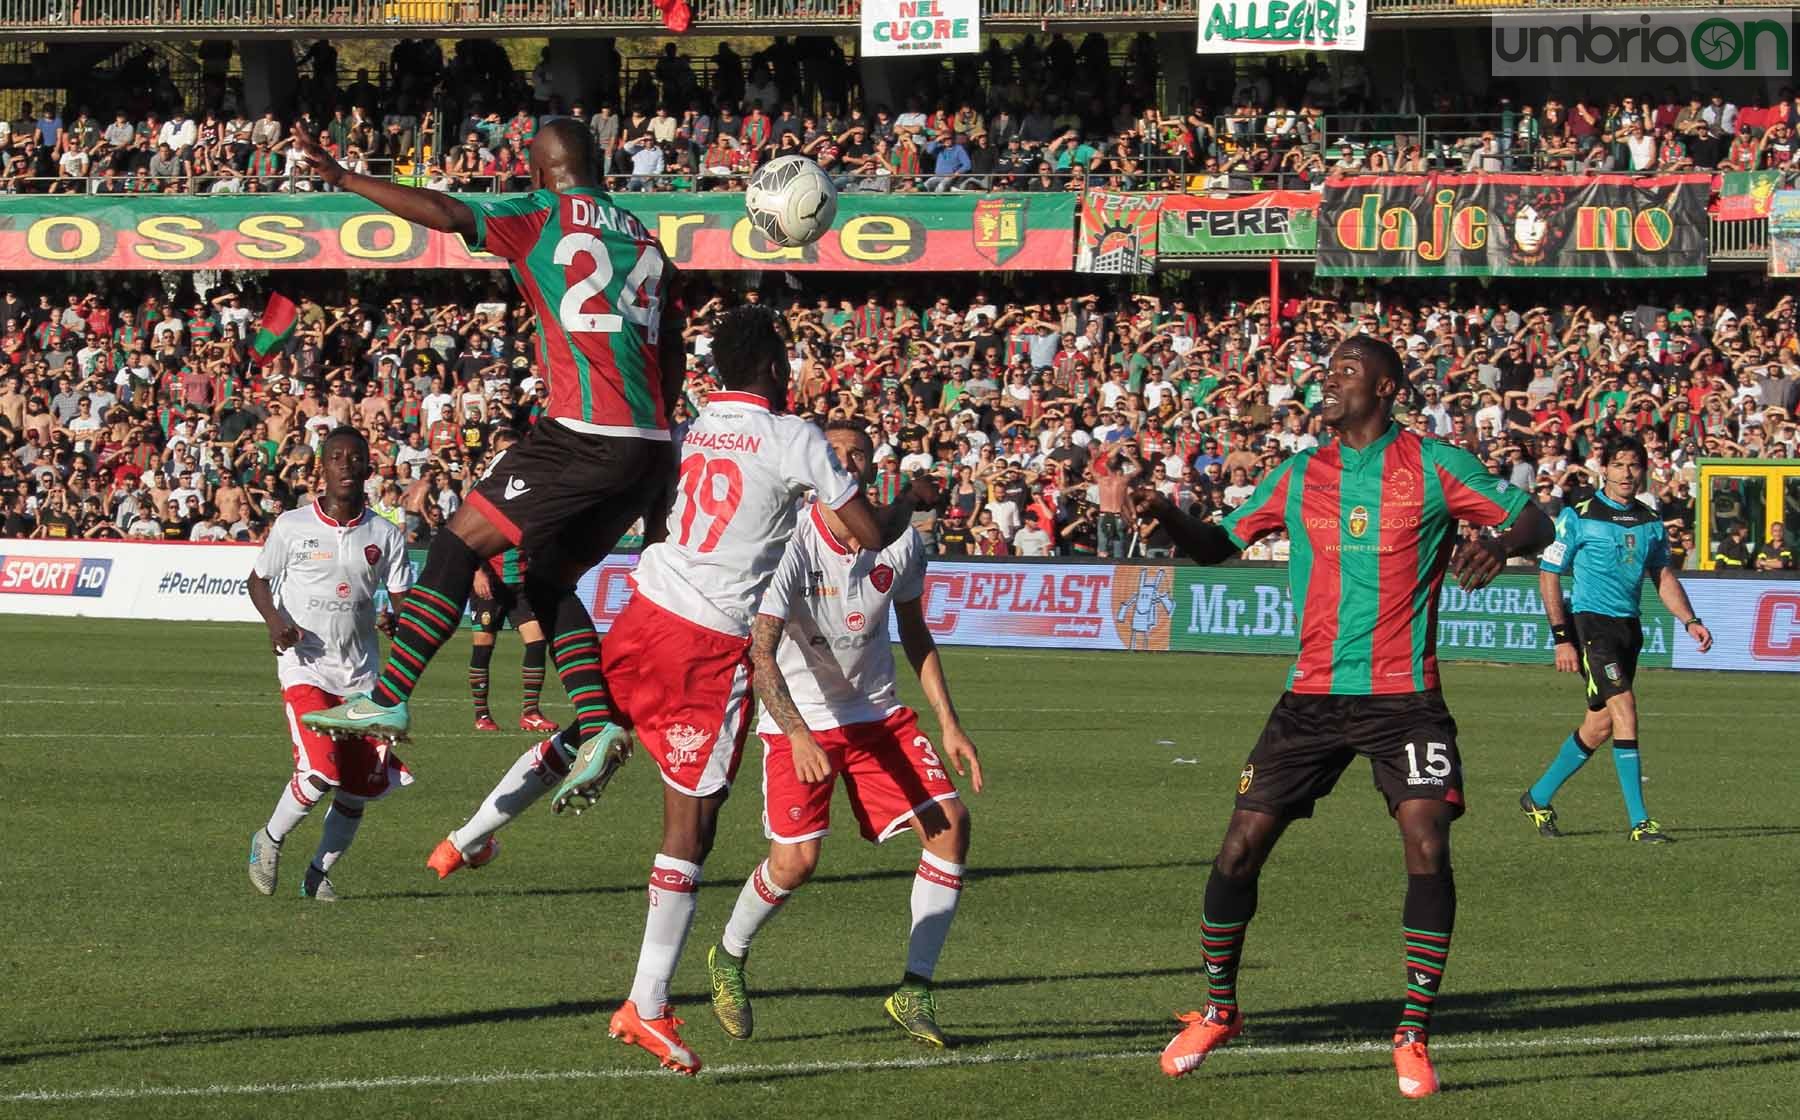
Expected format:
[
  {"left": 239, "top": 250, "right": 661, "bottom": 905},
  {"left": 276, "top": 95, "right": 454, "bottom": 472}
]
[{"left": 251, "top": 292, "right": 298, "bottom": 367}]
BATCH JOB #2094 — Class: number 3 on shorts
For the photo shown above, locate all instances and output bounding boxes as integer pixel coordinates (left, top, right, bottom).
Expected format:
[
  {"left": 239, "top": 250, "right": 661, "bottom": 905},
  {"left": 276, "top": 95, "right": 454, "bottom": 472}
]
[
  {"left": 553, "top": 233, "right": 664, "bottom": 343},
  {"left": 1403, "top": 741, "right": 1452, "bottom": 780},
  {"left": 913, "top": 735, "right": 941, "bottom": 767}
]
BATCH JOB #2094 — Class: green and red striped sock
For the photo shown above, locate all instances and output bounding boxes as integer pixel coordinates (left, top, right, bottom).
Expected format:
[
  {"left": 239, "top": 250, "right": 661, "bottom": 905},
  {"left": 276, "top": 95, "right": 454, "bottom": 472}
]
[
  {"left": 521, "top": 639, "right": 548, "bottom": 714},
  {"left": 550, "top": 622, "right": 614, "bottom": 743},
  {"left": 373, "top": 583, "right": 466, "bottom": 707},
  {"left": 1199, "top": 866, "right": 1258, "bottom": 1019},
  {"left": 1399, "top": 869, "right": 1456, "bottom": 1038}
]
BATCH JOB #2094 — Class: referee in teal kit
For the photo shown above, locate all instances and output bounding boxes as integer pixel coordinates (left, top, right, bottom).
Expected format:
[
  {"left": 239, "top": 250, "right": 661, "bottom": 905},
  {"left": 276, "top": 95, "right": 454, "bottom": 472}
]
[{"left": 1519, "top": 435, "right": 1713, "bottom": 844}]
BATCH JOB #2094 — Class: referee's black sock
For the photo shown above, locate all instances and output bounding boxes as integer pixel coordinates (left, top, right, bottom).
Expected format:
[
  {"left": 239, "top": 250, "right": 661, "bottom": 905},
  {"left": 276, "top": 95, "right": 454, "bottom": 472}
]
[
  {"left": 1399, "top": 869, "right": 1456, "bottom": 1039},
  {"left": 373, "top": 533, "right": 481, "bottom": 708},
  {"left": 1199, "top": 867, "right": 1258, "bottom": 1018}
]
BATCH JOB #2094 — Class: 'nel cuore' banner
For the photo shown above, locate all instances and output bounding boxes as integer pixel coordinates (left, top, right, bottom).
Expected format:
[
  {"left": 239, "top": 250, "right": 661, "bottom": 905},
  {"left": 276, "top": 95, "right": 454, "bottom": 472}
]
[
  {"left": 861, "top": 0, "right": 980, "bottom": 57},
  {"left": 0, "top": 191, "right": 1074, "bottom": 272},
  {"left": 1316, "top": 172, "right": 1711, "bottom": 278}
]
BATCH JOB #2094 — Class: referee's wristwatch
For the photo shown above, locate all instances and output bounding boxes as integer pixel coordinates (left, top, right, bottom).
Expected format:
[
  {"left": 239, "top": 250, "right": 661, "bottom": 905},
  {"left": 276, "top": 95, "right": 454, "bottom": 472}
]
[{"left": 1682, "top": 616, "right": 1704, "bottom": 631}]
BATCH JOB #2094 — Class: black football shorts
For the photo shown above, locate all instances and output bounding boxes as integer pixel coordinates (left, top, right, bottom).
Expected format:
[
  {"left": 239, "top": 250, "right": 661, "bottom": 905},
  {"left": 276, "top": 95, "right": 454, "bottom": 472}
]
[{"left": 1234, "top": 691, "right": 1465, "bottom": 821}]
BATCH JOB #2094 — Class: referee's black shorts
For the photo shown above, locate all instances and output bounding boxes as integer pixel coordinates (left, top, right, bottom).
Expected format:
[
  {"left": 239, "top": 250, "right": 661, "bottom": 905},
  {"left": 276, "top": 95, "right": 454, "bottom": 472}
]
[{"left": 1573, "top": 611, "right": 1644, "bottom": 711}]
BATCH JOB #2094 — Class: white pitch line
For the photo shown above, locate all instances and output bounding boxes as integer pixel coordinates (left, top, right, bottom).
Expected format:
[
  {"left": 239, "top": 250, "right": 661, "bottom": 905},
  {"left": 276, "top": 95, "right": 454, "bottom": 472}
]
[{"left": 6, "top": 1026, "right": 1799, "bottom": 1105}]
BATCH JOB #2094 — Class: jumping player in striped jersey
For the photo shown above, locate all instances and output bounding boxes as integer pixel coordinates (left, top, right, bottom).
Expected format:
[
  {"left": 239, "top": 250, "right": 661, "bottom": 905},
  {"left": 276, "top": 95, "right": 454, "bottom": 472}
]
[
  {"left": 1135, "top": 337, "right": 1554, "bottom": 1098},
  {"left": 289, "top": 122, "right": 679, "bottom": 777}
]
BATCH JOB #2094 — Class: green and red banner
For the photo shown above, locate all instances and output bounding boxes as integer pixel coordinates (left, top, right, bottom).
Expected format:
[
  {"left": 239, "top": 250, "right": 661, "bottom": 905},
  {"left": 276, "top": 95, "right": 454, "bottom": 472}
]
[
  {"left": 0, "top": 192, "right": 1076, "bottom": 273},
  {"left": 1157, "top": 190, "right": 1319, "bottom": 255},
  {"left": 1713, "top": 170, "right": 1782, "bottom": 221},
  {"left": 1075, "top": 190, "right": 1162, "bottom": 274},
  {"left": 1317, "top": 172, "right": 1711, "bottom": 278}
]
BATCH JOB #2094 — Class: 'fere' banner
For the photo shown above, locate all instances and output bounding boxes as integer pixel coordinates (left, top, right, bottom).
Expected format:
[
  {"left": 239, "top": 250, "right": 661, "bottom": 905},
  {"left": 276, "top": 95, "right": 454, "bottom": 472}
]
[
  {"left": 1197, "top": 0, "right": 1366, "bottom": 54},
  {"left": 1317, "top": 172, "right": 1711, "bottom": 278},
  {"left": 1767, "top": 190, "right": 1800, "bottom": 277},
  {"left": 1075, "top": 190, "right": 1162, "bottom": 274},
  {"left": 1157, "top": 191, "right": 1320, "bottom": 255},
  {"left": 0, "top": 191, "right": 1074, "bottom": 272},
  {"left": 861, "top": 0, "right": 980, "bottom": 57}
]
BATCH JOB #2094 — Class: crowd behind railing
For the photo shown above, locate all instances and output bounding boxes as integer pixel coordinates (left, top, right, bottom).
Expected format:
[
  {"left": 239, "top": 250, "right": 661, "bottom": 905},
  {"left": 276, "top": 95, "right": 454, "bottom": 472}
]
[{"left": 4, "top": 273, "right": 1798, "bottom": 572}]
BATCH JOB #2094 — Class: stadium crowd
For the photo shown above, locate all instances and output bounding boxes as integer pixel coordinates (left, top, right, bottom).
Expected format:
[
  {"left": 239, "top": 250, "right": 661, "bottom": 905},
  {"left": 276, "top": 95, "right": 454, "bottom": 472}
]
[
  {"left": 15, "top": 34, "right": 1800, "bottom": 198},
  {"left": 3, "top": 275, "right": 1797, "bottom": 573}
]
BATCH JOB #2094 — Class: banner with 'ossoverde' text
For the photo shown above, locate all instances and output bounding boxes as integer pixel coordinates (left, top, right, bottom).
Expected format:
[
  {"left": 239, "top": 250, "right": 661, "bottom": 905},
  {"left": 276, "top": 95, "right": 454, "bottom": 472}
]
[
  {"left": 1317, "top": 172, "right": 1710, "bottom": 278},
  {"left": 0, "top": 191, "right": 1074, "bottom": 273}
]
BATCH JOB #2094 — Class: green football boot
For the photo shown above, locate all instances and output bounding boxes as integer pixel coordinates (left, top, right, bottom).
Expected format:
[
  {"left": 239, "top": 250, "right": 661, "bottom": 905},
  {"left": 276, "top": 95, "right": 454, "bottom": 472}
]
[
  {"left": 708, "top": 945, "right": 754, "bottom": 1041},
  {"left": 550, "top": 724, "right": 633, "bottom": 816},
  {"left": 885, "top": 985, "right": 947, "bottom": 1048},
  {"left": 301, "top": 694, "right": 410, "bottom": 741}
]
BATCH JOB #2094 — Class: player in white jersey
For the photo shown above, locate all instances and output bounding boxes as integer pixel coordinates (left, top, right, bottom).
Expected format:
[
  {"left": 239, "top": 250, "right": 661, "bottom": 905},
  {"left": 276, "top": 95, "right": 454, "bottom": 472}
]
[
  {"left": 551, "top": 306, "right": 891, "bottom": 1075},
  {"left": 705, "top": 421, "right": 983, "bottom": 1049},
  {"left": 246, "top": 428, "right": 412, "bottom": 901}
]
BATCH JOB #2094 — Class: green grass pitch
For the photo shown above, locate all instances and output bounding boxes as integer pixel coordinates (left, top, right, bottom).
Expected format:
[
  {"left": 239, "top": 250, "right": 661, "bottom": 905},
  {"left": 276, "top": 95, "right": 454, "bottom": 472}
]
[{"left": 2, "top": 616, "right": 1798, "bottom": 1118}]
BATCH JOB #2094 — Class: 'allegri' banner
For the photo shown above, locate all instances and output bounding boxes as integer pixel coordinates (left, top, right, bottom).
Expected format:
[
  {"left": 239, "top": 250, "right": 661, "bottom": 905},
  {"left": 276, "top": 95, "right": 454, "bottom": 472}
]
[
  {"left": 0, "top": 192, "right": 1075, "bottom": 272},
  {"left": 1316, "top": 172, "right": 1710, "bottom": 278}
]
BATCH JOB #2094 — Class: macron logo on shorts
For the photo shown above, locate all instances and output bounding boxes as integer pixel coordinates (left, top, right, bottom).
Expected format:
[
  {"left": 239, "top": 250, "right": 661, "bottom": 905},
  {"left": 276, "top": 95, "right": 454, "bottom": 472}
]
[{"left": 504, "top": 477, "right": 531, "bottom": 501}]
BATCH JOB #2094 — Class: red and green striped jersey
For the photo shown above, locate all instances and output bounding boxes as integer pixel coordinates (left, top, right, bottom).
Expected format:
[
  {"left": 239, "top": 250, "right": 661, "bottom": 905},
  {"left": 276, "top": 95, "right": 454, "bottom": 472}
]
[
  {"left": 462, "top": 188, "right": 672, "bottom": 438},
  {"left": 1223, "top": 424, "right": 1529, "bottom": 696}
]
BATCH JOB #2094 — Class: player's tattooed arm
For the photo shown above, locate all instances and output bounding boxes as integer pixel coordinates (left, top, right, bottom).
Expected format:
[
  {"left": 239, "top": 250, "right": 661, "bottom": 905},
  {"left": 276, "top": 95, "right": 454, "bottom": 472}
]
[{"left": 751, "top": 612, "right": 831, "bottom": 783}]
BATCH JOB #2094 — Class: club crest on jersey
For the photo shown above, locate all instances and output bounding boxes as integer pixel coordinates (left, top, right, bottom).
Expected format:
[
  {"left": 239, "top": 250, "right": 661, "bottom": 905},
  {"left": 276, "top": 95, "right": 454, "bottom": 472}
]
[
  {"left": 1389, "top": 466, "right": 1417, "bottom": 502},
  {"left": 870, "top": 563, "right": 894, "bottom": 594},
  {"left": 1238, "top": 763, "right": 1255, "bottom": 795},
  {"left": 1348, "top": 505, "right": 1370, "bottom": 538},
  {"left": 364, "top": 544, "right": 381, "bottom": 567},
  {"left": 335, "top": 582, "right": 350, "bottom": 599},
  {"left": 663, "top": 723, "right": 708, "bottom": 769},
  {"left": 846, "top": 611, "right": 867, "bottom": 632}
]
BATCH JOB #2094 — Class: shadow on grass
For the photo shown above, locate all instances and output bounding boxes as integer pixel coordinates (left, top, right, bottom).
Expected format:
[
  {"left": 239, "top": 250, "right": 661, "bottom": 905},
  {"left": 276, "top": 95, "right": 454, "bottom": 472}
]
[
  {"left": 1555, "top": 824, "right": 1800, "bottom": 842},
  {"left": 7, "top": 972, "right": 1798, "bottom": 1071},
  {"left": 354, "top": 858, "right": 1209, "bottom": 903}
]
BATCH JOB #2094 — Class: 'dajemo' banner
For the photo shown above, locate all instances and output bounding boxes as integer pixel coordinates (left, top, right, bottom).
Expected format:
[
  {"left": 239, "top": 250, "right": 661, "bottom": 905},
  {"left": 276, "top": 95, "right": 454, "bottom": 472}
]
[
  {"left": 1318, "top": 172, "right": 1711, "bottom": 278},
  {"left": 0, "top": 191, "right": 1076, "bottom": 272},
  {"left": 1158, "top": 191, "right": 1320, "bottom": 255}
]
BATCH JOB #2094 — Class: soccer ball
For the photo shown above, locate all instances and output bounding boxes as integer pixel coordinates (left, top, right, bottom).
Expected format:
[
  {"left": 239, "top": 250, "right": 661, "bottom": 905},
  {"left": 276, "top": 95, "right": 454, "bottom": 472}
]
[{"left": 745, "top": 155, "right": 838, "bottom": 248}]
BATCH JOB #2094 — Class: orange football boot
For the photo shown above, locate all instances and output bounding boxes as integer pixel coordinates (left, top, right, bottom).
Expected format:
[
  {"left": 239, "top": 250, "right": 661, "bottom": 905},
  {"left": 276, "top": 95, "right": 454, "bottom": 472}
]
[
  {"left": 1160, "top": 1006, "right": 1242, "bottom": 1077},
  {"left": 610, "top": 1000, "right": 702, "bottom": 1075},
  {"left": 426, "top": 835, "right": 498, "bottom": 880}
]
